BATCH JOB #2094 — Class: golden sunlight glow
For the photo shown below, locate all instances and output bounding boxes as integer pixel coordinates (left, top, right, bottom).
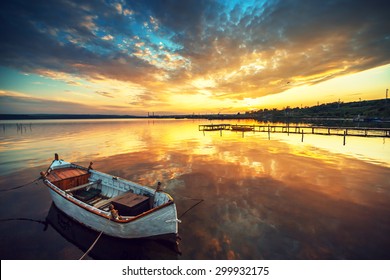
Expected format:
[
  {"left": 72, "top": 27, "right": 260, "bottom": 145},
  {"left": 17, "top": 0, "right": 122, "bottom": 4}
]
[
  {"left": 254, "top": 64, "right": 390, "bottom": 109},
  {"left": 2, "top": 61, "right": 389, "bottom": 114},
  {"left": 191, "top": 78, "right": 217, "bottom": 89}
]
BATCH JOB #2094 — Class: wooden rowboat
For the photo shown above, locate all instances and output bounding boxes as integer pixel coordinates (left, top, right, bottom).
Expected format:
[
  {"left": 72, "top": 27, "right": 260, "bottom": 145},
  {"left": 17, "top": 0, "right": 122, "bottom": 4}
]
[{"left": 40, "top": 154, "right": 180, "bottom": 239}]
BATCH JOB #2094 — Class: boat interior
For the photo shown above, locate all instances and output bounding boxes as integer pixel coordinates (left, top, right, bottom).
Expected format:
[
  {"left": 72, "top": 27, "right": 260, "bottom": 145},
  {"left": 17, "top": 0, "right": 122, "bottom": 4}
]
[{"left": 45, "top": 166, "right": 159, "bottom": 216}]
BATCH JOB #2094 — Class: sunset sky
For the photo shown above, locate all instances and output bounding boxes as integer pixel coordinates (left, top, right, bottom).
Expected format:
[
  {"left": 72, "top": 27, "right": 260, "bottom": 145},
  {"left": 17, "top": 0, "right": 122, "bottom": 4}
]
[{"left": 0, "top": 0, "right": 389, "bottom": 115}]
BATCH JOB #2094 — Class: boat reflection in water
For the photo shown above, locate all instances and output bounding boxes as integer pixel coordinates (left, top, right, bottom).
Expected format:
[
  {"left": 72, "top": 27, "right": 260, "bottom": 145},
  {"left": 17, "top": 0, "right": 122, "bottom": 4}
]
[{"left": 45, "top": 203, "right": 180, "bottom": 260}]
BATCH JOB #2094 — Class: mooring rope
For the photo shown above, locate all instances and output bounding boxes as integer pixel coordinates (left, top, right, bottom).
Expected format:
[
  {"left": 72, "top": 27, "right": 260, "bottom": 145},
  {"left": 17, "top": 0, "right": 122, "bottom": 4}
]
[
  {"left": 79, "top": 230, "right": 105, "bottom": 260},
  {"left": 178, "top": 198, "right": 204, "bottom": 219},
  {"left": 0, "top": 177, "right": 42, "bottom": 192},
  {"left": 0, "top": 217, "right": 48, "bottom": 228},
  {"left": 79, "top": 215, "right": 111, "bottom": 260}
]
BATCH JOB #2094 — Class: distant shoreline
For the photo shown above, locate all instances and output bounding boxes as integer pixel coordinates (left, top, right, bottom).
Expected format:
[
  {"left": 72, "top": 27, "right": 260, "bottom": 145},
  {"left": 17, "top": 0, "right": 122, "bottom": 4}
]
[
  {"left": 0, "top": 113, "right": 239, "bottom": 120},
  {"left": 1, "top": 98, "right": 389, "bottom": 121},
  {"left": 1, "top": 98, "right": 389, "bottom": 125},
  {"left": 0, "top": 113, "right": 254, "bottom": 120},
  {"left": 0, "top": 114, "right": 149, "bottom": 120},
  {"left": 1, "top": 114, "right": 389, "bottom": 127}
]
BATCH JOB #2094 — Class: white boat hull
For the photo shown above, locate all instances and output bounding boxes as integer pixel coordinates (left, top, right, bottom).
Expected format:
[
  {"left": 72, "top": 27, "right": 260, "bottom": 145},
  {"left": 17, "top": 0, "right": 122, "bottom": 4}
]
[
  {"left": 42, "top": 159, "right": 179, "bottom": 239},
  {"left": 49, "top": 188, "right": 178, "bottom": 238}
]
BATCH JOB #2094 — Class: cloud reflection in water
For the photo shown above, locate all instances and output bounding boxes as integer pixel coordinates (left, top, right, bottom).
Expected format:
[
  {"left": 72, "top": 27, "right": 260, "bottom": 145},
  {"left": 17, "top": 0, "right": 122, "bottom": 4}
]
[{"left": 0, "top": 119, "right": 389, "bottom": 259}]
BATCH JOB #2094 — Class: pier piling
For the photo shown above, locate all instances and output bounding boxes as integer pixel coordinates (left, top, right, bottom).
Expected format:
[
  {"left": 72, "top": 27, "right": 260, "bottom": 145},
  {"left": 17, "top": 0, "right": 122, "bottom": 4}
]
[
  {"left": 343, "top": 130, "right": 346, "bottom": 146},
  {"left": 268, "top": 125, "right": 270, "bottom": 140}
]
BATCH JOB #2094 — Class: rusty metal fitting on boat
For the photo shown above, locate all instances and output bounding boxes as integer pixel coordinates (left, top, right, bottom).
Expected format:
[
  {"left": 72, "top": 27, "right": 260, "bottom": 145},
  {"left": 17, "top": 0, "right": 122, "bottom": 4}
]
[{"left": 156, "top": 181, "right": 162, "bottom": 192}]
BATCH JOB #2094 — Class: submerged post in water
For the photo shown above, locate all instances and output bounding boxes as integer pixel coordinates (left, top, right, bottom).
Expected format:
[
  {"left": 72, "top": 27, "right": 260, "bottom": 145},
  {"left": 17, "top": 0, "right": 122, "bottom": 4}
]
[
  {"left": 343, "top": 130, "right": 346, "bottom": 146},
  {"left": 268, "top": 124, "right": 270, "bottom": 140}
]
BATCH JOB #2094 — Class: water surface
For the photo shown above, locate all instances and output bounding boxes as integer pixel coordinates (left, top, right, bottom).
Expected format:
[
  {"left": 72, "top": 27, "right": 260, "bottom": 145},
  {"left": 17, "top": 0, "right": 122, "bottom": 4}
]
[{"left": 0, "top": 119, "right": 389, "bottom": 259}]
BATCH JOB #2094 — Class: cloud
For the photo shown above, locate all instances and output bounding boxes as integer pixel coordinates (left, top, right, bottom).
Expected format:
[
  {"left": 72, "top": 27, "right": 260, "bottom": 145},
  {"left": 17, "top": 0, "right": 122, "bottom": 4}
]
[
  {"left": 0, "top": 90, "right": 138, "bottom": 114},
  {"left": 114, "top": 3, "right": 123, "bottom": 15},
  {"left": 95, "top": 91, "right": 114, "bottom": 98},
  {"left": 0, "top": 91, "right": 97, "bottom": 114},
  {"left": 0, "top": 0, "right": 389, "bottom": 109},
  {"left": 101, "top": 34, "right": 114, "bottom": 41},
  {"left": 128, "top": 91, "right": 168, "bottom": 108}
]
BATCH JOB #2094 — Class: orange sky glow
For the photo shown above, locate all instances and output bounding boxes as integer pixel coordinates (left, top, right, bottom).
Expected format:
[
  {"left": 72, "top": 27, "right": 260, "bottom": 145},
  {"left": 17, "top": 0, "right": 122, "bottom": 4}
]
[{"left": 0, "top": 0, "right": 389, "bottom": 115}]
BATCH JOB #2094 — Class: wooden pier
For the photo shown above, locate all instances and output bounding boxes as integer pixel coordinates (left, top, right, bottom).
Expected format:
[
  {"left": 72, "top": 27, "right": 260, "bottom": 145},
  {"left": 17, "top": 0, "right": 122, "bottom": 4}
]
[
  {"left": 199, "top": 124, "right": 231, "bottom": 131},
  {"left": 199, "top": 124, "right": 390, "bottom": 143}
]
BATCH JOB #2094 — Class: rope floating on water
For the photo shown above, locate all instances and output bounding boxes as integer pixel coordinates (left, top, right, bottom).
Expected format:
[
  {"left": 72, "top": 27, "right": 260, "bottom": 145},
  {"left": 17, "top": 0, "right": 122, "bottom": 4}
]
[
  {"left": 0, "top": 177, "right": 42, "bottom": 192},
  {"left": 178, "top": 198, "right": 204, "bottom": 219},
  {"left": 0, "top": 217, "right": 48, "bottom": 227},
  {"left": 79, "top": 229, "right": 105, "bottom": 260},
  {"left": 79, "top": 215, "right": 111, "bottom": 260}
]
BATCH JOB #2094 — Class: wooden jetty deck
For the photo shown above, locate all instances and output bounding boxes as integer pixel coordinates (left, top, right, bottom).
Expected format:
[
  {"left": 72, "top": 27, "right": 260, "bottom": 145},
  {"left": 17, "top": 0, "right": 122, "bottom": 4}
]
[
  {"left": 199, "top": 124, "right": 390, "bottom": 138},
  {"left": 199, "top": 124, "right": 231, "bottom": 131}
]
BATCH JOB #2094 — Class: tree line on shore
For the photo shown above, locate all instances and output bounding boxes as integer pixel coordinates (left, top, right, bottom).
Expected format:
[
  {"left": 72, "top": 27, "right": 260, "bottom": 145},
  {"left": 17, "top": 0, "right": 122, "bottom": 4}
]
[{"left": 245, "top": 98, "right": 390, "bottom": 121}]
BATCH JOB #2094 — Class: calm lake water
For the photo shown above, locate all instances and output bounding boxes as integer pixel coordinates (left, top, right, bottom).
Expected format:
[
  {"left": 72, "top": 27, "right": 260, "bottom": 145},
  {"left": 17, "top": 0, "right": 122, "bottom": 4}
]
[{"left": 0, "top": 119, "right": 389, "bottom": 259}]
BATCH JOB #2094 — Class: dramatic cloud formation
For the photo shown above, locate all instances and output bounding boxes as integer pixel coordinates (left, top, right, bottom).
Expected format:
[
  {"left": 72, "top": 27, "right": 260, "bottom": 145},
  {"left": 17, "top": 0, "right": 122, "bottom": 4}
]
[{"left": 0, "top": 0, "right": 389, "bottom": 114}]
